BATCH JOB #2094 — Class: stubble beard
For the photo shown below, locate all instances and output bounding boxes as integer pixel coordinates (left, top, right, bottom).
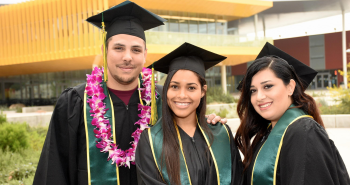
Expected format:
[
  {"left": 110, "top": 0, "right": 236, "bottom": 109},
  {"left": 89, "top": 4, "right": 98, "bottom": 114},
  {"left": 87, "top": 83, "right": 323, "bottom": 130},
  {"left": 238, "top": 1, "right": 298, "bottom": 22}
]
[{"left": 111, "top": 73, "right": 137, "bottom": 85}]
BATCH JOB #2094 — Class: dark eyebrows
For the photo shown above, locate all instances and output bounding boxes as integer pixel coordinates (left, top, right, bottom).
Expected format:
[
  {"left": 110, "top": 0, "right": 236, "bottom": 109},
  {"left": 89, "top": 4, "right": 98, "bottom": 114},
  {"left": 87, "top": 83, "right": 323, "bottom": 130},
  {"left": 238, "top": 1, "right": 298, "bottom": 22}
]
[
  {"left": 112, "top": 43, "right": 143, "bottom": 49},
  {"left": 187, "top": 83, "right": 199, "bottom": 86},
  {"left": 250, "top": 80, "right": 272, "bottom": 88},
  {"left": 170, "top": 81, "right": 199, "bottom": 86},
  {"left": 132, "top": 45, "right": 143, "bottom": 49},
  {"left": 113, "top": 43, "right": 125, "bottom": 47},
  {"left": 261, "top": 80, "right": 271, "bottom": 84}
]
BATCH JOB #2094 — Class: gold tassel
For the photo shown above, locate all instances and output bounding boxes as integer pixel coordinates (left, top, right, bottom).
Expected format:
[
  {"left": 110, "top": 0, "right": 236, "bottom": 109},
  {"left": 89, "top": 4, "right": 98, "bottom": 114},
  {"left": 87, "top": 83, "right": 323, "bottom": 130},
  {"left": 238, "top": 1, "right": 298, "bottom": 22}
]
[
  {"left": 150, "top": 64, "right": 157, "bottom": 126},
  {"left": 102, "top": 15, "right": 108, "bottom": 82},
  {"left": 138, "top": 73, "right": 144, "bottom": 106}
]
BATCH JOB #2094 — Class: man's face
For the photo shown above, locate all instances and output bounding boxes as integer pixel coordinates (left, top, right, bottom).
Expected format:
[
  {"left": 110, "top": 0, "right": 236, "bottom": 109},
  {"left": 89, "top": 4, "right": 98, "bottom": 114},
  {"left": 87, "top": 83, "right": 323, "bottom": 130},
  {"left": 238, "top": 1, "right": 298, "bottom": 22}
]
[{"left": 106, "top": 34, "right": 147, "bottom": 85}]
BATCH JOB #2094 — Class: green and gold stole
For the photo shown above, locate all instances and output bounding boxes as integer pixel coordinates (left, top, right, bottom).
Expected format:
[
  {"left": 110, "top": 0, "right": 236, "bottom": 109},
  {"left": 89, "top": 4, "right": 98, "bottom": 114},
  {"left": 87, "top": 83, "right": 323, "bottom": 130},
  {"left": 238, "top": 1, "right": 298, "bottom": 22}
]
[
  {"left": 148, "top": 118, "right": 232, "bottom": 185},
  {"left": 83, "top": 76, "right": 162, "bottom": 185},
  {"left": 251, "top": 106, "right": 313, "bottom": 185}
]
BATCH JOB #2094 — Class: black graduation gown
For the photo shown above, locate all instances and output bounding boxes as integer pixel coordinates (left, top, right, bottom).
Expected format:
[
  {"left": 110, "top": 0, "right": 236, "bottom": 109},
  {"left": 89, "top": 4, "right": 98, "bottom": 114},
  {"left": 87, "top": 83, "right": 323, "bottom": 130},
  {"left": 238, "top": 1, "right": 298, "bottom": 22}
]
[
  {"left": 244, "top": 117, "right": 350, "bottom": 185},
  {"left": 33, "top": 83, "right": 159, "bottom": 185},
  {"left": 135, "top": 125, "right": 243, "bottom": 185}
]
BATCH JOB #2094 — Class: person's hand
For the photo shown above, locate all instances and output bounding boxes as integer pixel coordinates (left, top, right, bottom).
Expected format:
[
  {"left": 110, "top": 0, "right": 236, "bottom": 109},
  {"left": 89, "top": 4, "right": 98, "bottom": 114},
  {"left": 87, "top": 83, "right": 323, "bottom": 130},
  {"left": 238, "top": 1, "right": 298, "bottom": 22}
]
[{"left": 205, "top": 113, "right": 227, "bottom": 125}]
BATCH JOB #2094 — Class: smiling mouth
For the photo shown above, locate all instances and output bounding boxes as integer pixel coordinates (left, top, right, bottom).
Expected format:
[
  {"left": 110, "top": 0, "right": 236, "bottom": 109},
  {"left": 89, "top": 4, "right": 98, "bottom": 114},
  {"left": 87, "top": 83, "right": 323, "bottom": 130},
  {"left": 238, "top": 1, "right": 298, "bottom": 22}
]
[
  {"left": 174, "top": 102, "right": 191, "bottom": 108},
  {"left": 259, "top": 102, "right": 272, "bottom": 109}
]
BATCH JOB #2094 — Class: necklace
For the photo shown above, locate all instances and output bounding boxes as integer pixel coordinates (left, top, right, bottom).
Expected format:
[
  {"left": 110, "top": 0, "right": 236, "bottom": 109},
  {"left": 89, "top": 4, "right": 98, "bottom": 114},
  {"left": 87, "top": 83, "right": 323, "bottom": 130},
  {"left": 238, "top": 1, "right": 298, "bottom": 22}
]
[{"left": 85, "top": 67, "right": 154, "bottom": 168}]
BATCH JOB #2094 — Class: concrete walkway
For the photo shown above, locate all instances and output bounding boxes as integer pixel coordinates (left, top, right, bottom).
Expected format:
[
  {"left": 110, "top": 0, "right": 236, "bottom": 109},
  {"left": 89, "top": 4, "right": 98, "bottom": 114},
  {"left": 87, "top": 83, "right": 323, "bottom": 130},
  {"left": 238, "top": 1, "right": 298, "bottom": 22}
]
[{"left": 327, "top": 128, "right": 350, "bottom": 174}]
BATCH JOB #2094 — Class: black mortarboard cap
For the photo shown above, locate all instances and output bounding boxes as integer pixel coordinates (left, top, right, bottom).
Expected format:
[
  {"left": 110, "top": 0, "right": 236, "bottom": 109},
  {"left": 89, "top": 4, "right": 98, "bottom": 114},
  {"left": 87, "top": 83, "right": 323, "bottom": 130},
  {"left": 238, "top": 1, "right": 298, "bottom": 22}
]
[
  {"left": 86, "top": 1, "right": 166, "bottom": 41},
  {"left": 237, "top": 42, "right": 318, "bottom": 91},
  {"left": 149, "top": 42, "right": 226, "bottom": 78},
  {"left": 257, "top": 42, "right": 318, "bottom": 88}
]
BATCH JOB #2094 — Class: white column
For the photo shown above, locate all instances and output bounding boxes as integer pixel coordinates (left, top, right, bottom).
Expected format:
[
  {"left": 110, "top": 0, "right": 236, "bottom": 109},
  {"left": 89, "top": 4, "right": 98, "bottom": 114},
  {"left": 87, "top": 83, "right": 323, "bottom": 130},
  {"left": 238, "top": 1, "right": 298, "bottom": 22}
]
[
  {"left": 262, "top": 15, "right": 266, "bottom": 38},
  {"left": 342, "top": 9, "right": 348, "bottom": 89},
  {"left": 157, "top": 71, "right": 161, "bottom": 83},
  {"left": 221, "top": 65, "right": 227, "bottom": 94},
  {"left": 254, "top": 14, "right": 258, "bottom": 40}
]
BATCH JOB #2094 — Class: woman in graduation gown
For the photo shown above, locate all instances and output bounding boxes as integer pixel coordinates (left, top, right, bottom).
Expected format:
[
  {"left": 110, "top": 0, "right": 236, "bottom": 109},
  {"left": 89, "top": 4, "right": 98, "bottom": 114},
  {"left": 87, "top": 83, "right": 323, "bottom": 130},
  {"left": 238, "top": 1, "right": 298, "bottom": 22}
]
[
  {"left": 235, "top": 42, "right": 350, "bottom": 185},
  {"left": 135, "top": 42, "right": 243, "bottom": 185}
]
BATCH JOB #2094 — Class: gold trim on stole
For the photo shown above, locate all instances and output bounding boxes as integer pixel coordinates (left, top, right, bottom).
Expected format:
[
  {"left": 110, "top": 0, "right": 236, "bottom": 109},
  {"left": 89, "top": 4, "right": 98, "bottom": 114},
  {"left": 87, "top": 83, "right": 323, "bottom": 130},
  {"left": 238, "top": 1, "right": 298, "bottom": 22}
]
[
  {"left": 109, "top": 94, "right": 120, "bottom": 185},
  {"left": 83, "top": 91, "right": 92, "bottom": 185},
  {"left": 148, "top": 129, "right": 165, "bottom": 182},
  {"left": 251, "top": 115, "right": 313, "bottom": 185},
  {"left": 273, "top": 115, "right": 312, "bottom": 185},
  {"left": 174, "top": 124, "right": 193, "bottom": 185},
  {"left": 197, "top": 124, "right": 221, "bottom": 185},
  {"left": 251, "top": 123, "right": 271, "bottom": 185}
]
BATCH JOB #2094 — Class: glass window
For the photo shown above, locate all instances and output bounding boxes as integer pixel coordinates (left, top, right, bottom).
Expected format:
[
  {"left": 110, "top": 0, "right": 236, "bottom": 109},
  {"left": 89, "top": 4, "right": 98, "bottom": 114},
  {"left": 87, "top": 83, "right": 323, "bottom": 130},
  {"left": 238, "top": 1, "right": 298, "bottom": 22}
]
[
  {"left": 159, "top": 23, "right": 168, "bottom": 32},
  {"left": 317, "top": 75, "right": 322, "bottom": 88},
  {"left": 331, "top": 73, "right": 337, "bottom": 87},
  {"left": 207, "top": 22, "right": 216, "bottom": 34},
  {"left": 169, "top": 19, "right": 179, "bottom": 32},
  {"left": 198, "top": 21, "right": 207, "bottom": 34},
  {"left": 216, "top": 22, "right": 226, "bottom": 35},
  {"left": 179, "top": 19, "right": 188, "bottom": 33},
  {"left": 323, "top": 74, "right": 329, "bottom": 88},
  {"left": 189, "top": 20, "right": 198, "bottom": 33}
]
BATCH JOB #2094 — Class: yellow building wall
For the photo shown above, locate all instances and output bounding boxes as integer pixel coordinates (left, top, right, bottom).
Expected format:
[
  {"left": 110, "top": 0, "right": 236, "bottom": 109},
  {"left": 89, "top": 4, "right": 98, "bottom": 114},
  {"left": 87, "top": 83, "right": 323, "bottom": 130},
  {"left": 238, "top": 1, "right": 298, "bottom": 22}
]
[{"left": 0, "top": 0, "right": 273, "bottom": 77}]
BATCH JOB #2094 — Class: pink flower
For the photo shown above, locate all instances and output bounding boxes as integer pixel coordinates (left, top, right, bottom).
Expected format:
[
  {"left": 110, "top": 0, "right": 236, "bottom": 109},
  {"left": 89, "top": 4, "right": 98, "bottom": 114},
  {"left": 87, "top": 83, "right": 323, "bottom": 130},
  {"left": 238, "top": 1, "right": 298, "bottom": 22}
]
[{"left": 86, "top": 67, "right": 155, "bottom": 167}]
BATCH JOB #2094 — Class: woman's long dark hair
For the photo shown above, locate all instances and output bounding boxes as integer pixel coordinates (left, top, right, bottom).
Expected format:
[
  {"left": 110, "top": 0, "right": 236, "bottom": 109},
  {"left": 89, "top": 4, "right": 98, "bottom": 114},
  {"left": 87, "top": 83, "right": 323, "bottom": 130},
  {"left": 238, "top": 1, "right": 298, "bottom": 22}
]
[
  {"left": 161, "top": 69, "right": 213, "bottom": 185},
  {"left": 234, "top": 56, "right": 324, "bottom": 171}
]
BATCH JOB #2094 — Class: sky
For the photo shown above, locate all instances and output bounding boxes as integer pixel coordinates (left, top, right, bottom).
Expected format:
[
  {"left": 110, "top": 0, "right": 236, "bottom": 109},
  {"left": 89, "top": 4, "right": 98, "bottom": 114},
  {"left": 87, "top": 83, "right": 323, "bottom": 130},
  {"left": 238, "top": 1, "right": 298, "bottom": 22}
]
[{"left": 0, "top": 0, "right": 28, "bottom": 4}]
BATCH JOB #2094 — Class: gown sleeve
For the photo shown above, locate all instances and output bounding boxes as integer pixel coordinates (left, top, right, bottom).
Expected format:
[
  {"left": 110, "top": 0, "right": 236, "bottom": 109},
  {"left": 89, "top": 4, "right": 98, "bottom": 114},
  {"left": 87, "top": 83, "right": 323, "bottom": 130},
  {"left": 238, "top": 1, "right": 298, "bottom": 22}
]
[
  {"left": 225, "top": 125, "right": 243, "bottom": 185},
  {"left": 278, "top": 117, "right": 350, "bottom": 185},
  {"left": 33, "top": 86, "right": 84, "bottom": 185},
  {"left": 135, "top": 129, "right": 167, "bottom": 185}
]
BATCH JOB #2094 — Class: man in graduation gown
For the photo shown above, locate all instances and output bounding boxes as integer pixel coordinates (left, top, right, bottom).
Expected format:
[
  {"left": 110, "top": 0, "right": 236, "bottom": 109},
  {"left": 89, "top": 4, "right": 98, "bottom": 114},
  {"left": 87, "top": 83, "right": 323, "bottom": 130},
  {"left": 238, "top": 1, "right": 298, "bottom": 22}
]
[{"left": 33, "top": 1, "right": 226, "bottom": 185}]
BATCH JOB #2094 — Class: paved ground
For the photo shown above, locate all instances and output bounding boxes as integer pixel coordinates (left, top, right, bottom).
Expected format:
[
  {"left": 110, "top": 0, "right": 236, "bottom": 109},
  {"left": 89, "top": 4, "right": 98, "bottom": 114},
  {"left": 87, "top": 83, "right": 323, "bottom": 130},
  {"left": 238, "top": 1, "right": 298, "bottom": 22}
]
[{"left": 327, "top": 128, "right": 350, "bottom": 174}]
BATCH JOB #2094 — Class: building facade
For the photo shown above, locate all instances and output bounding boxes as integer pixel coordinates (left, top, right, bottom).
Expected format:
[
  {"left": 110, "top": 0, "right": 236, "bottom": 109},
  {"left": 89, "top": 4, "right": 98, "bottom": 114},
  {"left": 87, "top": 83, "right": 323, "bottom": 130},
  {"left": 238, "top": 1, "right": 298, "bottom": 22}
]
[
  {"left": 0, "top": 0, "right": 273, "bottom": 106},
  {"left": 230, "top": 31, "right": 350, "bottom": 92}
]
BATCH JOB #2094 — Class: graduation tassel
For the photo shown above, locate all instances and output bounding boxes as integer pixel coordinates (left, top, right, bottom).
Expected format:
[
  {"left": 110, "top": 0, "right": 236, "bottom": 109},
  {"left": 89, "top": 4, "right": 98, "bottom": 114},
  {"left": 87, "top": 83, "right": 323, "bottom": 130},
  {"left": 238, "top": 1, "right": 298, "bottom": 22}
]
[
  {"left": 150, "top": 63, "right": 157, "bottom": 126},
  {"left": 101, "top": 13, "right": 108, "bottom": 82}
]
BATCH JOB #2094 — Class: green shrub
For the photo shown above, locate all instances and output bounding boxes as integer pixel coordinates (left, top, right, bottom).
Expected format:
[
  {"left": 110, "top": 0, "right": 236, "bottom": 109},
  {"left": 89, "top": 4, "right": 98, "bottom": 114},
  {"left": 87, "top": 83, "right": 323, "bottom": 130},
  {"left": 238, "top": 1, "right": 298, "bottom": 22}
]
[
  {"left": 0, "top": 149, "right": 40, "bottom": 184},
  {"left": 206, "top": 96, "right": 214, "bottom": 104},
  {"left": 217, "top": 108, "right": 229, "bottom": 118},
  {"left": 0, "top": 122, "right": 47, "bottom": 184},
  {"left": 0, "top": 111, "right": 6, "bottom": 124},
  {"left": 207, "top": 107, "right": 230, "bottom": 119},
  {"left": 16, "top": 106, "right": 22, "bottom": 113},
  {"left": 206, "top": 87, "right": 236, "bottom": 104},
  {"left": 0, "top": 123, "right": 29, "bottom": 152},
  {"left": 318, "top": 87, "right": 350, "bottom": 114},
  {"left": 26, "top": 126, "right": 48, "bottom": 151}
]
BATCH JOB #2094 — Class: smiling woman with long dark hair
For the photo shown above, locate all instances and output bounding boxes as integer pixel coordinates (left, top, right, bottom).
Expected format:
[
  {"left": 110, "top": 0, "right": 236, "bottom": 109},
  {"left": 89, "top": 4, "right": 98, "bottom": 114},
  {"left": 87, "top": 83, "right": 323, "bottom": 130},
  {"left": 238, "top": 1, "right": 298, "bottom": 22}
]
[
  {"left": 235, "top": 42, "right": 350, "bottom": 185},
  {"left": 135, "top": 43, "right": 243, "bottom": 185}
]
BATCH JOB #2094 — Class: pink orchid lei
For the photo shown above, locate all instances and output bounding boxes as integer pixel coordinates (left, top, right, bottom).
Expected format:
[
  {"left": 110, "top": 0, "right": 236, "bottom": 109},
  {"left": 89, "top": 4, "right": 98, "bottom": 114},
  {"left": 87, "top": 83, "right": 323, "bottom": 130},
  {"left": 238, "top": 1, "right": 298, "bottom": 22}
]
[{"left": 85, "top": 67, "right": 156, "bottom": 168}]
